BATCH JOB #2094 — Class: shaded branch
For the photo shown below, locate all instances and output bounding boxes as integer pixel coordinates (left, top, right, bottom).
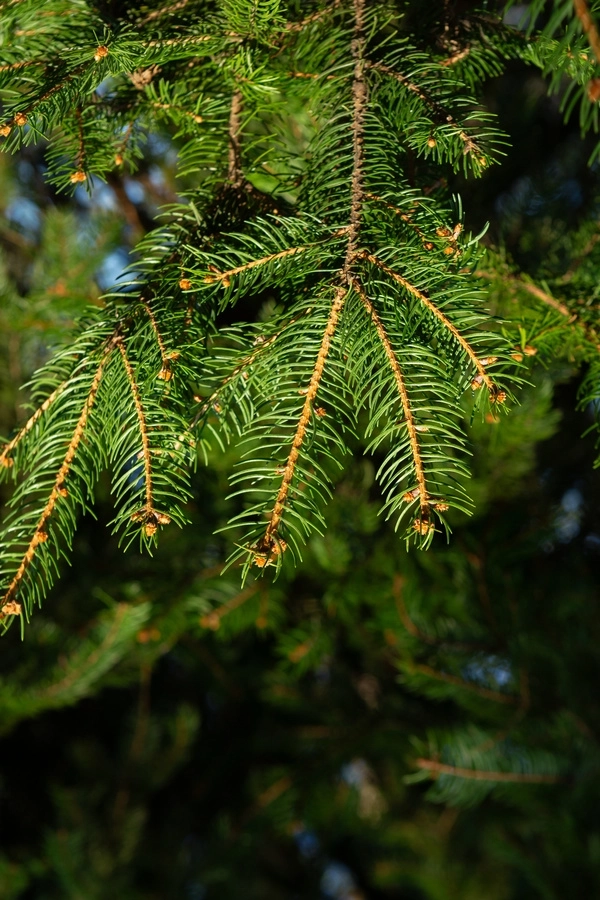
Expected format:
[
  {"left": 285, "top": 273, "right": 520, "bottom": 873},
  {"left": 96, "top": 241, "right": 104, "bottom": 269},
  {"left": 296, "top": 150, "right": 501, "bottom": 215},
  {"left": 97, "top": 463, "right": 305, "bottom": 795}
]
[{"left": 414, "top": 757, "right": 561, "bottom": 783}]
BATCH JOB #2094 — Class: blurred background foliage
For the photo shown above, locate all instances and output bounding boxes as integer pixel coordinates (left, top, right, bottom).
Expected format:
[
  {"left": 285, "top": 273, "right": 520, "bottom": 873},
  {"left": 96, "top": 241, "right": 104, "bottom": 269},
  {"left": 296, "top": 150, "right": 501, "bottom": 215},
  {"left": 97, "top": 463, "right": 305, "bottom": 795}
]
[{"left": 1, "top": 4, "right": 600, "bottom": 899}]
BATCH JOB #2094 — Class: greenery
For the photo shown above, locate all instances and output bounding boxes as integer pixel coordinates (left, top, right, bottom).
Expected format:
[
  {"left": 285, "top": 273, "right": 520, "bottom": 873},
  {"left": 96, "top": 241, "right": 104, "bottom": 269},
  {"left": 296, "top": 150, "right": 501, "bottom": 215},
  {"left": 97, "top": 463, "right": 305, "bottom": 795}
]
[{"left": 1, "top": 0, "right": 600, "bottom": 897}]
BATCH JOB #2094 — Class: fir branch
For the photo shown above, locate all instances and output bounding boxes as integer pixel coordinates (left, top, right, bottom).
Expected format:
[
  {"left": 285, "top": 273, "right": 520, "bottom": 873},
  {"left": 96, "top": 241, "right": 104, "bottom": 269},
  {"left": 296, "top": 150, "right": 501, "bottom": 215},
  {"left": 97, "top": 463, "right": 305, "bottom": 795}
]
[
  {"left": 405, "top": 661, "right": 519, "bottom": 705},
  {"left": 117, "top": 339, "right": 165, "bottom": 537},
  {"left": 199, "top": 585, "right": 258, "bottom": 630},
  {"left": 351, "top": 277, "right": 433, "bottom": 524},
  {"left": 0, "top": 381, "right": 66, "bottom": 469},
  {"left": 364, "top": 253, "right": 503, "bottom": 400},
  {"left": 138, "top": 0, "right": 192, "bottom": 26},
  {"left": 440, "top": 47, "right": 471, "bottom": 66},
  {"left": 343, "top": 0, "right": 367, "bottom": 271},
  {"left": 141, "top": 298, "right": 173, "bottom": 380},
  {"left": 368, "top": 61, "right": 481, "bottom": 156},
  {"left": 477, "top": 269, "right": 572, "bottom": 318},
  {"left": 0, "top": 333, "right": 119, "bottom": 617},
  {"left": 414, "top": 758, "right": 561, "bottom": 783},
  {"left": 251, "top": 0, "right": 367, "bottom": 562},
  {"left": 284, "top": 0, "right": 344, "bottom": 34},
  {"left": 254, "top": 285, "right": 348, "bottom": 561},
  {"left": 204, "top": 244, "right": 313, "bottom": 286}
]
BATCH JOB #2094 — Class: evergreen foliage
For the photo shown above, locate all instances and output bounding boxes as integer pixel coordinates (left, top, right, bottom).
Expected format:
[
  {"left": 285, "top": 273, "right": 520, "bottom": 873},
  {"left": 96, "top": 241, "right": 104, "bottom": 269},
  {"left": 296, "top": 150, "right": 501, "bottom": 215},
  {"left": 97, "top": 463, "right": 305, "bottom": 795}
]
[{"left": 1, "top": 2, "right": 600, "bottom": 893}]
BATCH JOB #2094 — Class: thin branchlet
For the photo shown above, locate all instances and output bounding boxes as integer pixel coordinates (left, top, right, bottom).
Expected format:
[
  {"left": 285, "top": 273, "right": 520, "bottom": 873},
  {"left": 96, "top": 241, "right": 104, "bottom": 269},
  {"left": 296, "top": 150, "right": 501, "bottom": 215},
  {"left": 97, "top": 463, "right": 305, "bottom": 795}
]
[
  {"left": 0, "top": 334, "right": 119, "bottom": 616},
  {"left": 351, "top": 277, "right": 433, "bottom": 524},
  {"left": 364, "top": 253, "right": 503, "bottom": 399},
  {"left": 117, "top": 340, "right": 165, "bottom": 536},
  {"left": 0, "top": 381, "right": 67, "bottom": 468},
  {"left": 256, "top": 286, "right": 347, "bottom": 559},
  {"left": 369, "top": 61, "right": 482, "bottom": 156},
  {"left": 414, "top": 758, "right": 560, "bottom": 783}
]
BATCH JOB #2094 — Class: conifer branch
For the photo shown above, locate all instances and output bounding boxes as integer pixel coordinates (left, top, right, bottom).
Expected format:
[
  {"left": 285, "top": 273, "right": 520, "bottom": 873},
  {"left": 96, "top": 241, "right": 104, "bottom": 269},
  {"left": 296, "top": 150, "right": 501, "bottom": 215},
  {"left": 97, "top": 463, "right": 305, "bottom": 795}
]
[
  {"left": 204, "top": 245, "right": 312, "bottom": 286},
  {"left": 343, "top": 0, "right": 367, "bottom": 271},
  {"left": 440, "top": 47, "right": 471, "bottom": 66},
  {"left": 138, "top": 0, "right": 192, "bottom": 26},
  {"left": 477, "top": 269, "right": 572, "bottom": 318},
  {"left": 0, "top": 382, "right": 66, "bottom": 469},
  {"left": 365, "top": 193, "right": 435, "bottom": 250},
  {"left": 406, "top": 661, "right": 519, "bottom": 705},
  {"left": 368, "top": 62, "right": 481, "bottom": 156},
  {"left": 255, "top": 286, "right": 348, "bottom": 560},
  {"left": 414, "top": 758, "right": 561, "bottom": 783},
  {"left": 199, "top": 585, "right": 258, "bottom": 630},
  {"left": 364, "top": 253, "right": 502, "bottom": 400},
  {"left": 117, "top": 340, "right": 165, "bottom": 537},
  {"left": 351, "top": 277, "right": 433, "bottom": 524},
  {"left": 251, "top": 0, "right": 367, "bottom": 562},
  {"left": 141, "top": 298, "right": 174, "bottom": 380},
  {"left": 283, "top": 0, "right": 343, "bottom": 34},
  {"left": 0, "top": 334, "right": 119, "bottom": 616}
]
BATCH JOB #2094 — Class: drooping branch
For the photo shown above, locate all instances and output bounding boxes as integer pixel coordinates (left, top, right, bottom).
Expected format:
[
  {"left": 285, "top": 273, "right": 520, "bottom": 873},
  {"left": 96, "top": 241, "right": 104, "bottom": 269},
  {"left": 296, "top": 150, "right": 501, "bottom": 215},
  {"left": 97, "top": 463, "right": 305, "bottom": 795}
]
[
  {"left": 252, "top": 0, "right": 367, "bottom": 562},
  {"left": 414, "top": 757, "right": 561, "bottom": 783},
  {"left": 351, "top": 278, "right": 434, "bottom": 526},
  {"left": 0, "top": 335, "right": 119, "bottom": 616},
  {"left": 365, "top": 253, "right": 503, "bottom": 400},
  {"left": 255, "top": 286, "right": 348, "bottom": 561}
]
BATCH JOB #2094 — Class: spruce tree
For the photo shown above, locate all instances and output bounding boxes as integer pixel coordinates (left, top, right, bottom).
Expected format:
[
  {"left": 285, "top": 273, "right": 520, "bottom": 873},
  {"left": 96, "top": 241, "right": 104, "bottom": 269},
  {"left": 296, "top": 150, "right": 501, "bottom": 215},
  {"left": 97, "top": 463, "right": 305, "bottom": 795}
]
[{"left": 1, "top": 2, "right": 600, "bottom": 896}]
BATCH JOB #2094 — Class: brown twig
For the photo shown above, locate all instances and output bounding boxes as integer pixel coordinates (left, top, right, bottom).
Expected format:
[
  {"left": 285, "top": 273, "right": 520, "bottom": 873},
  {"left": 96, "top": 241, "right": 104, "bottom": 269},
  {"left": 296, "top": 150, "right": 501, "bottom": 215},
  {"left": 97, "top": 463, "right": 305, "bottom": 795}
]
[
  {"left": 477, "top": 269, "right": 571, "bottom": 318},
  {"left": 228, "top": 89, "right": 243, "bottom": 186},
  {"left": 199, "top": 585, "right": 259, "bottom": 630}
]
